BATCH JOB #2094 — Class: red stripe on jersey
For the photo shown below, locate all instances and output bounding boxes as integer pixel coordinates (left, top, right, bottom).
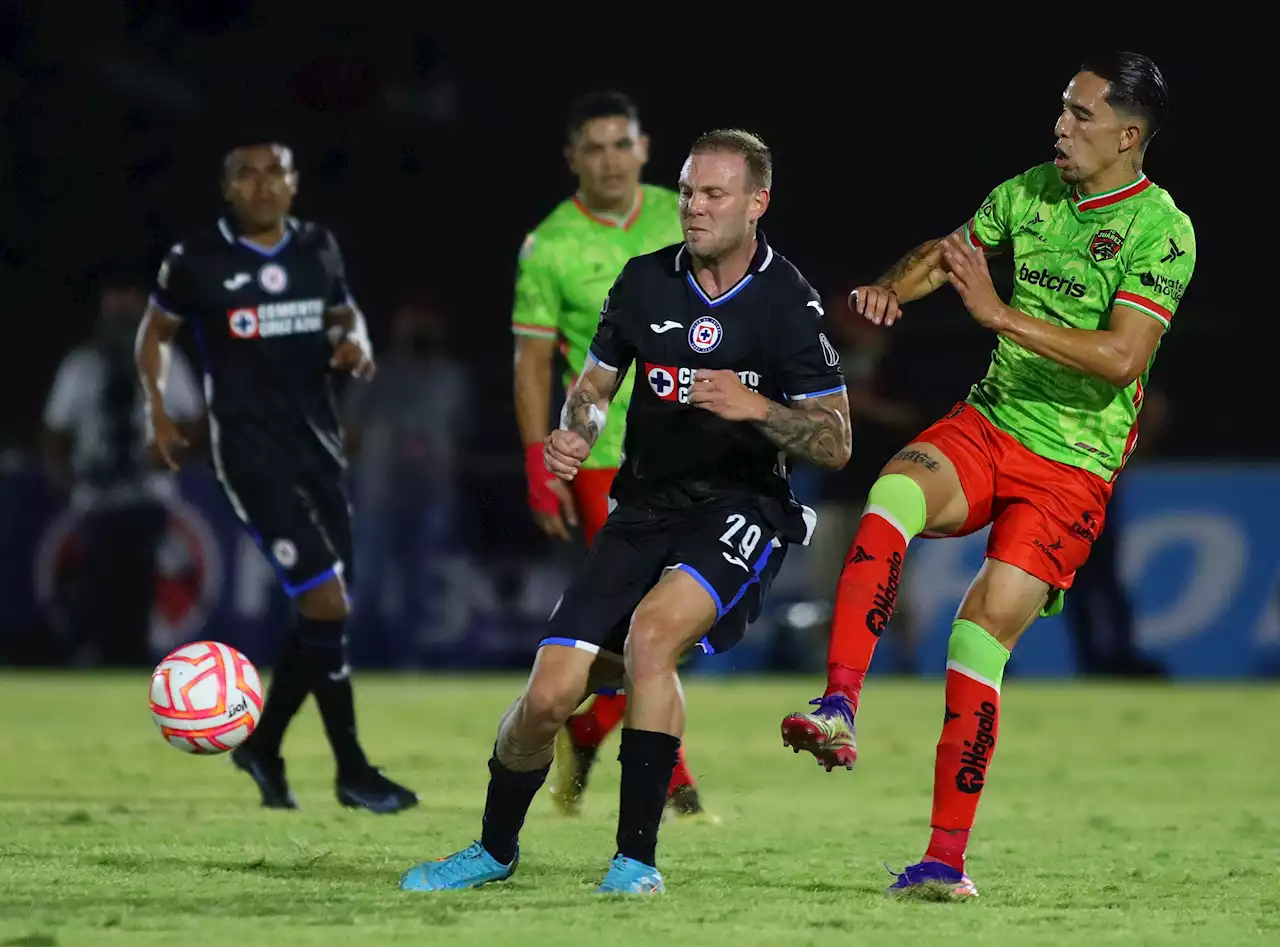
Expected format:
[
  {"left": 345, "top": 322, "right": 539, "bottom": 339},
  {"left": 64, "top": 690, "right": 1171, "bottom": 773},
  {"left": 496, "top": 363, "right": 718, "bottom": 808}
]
[
  {"left": 1119, "top": 378, "right": 1145, "bottom": 471},
  {"left": 572, "top": 188, "right": 644, "bottom": 231},
  {"left": 1074, "top": 176, "right": 1152, "bottom": 212},
  {"left": 1115, "top": 290, "right": 1173, "bottom": 323},
  {"left": 965, "top": 219, "right": 988, "bottom": 251}
]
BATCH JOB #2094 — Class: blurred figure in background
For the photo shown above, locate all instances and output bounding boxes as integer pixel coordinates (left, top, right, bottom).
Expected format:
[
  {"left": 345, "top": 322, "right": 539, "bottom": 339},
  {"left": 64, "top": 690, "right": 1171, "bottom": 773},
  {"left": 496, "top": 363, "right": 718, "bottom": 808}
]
[
  {"left": 41, "top": 274, "right": 205, "bottom": 665},
  {"left": 344, "top": 299, "right": 472, "bottom": 664},
  {"left": 806, "top": 283, "right": 924, "bottom": 672},
  {"left": 1061, "top": 386, "right": 1170, "bottom": 676}
]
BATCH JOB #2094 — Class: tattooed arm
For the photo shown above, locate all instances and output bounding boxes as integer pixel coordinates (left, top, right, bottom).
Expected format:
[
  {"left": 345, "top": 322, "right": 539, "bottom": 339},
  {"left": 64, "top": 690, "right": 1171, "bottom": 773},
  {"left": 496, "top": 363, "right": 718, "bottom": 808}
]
[
  {"left": 545, "top": 360, "right": 620, "bottom": 480},
  {"left": 754, "top": 391, "right": 852, "bottom": 470},
  {"left": 689, "top": 370, "right": 851, "bottom": 470}
]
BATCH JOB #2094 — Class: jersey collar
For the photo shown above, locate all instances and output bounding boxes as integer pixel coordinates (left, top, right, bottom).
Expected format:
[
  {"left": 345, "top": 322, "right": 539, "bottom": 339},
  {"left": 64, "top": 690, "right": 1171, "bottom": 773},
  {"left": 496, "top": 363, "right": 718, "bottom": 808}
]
[
  {"left": 217, "top": 215, "right": 299, "bottom": 255},
  {"left": 1071, "top": 174, "right": 1151, "bottom": 213},
  {"left": 673, "top": 229, "right": 774, "bottom": 275},
  {"left": 572, "top": 188, "right": 643, "bottom": 230},
  {"left": 674, "top": 230, "right": 774, "bottom": 307}
]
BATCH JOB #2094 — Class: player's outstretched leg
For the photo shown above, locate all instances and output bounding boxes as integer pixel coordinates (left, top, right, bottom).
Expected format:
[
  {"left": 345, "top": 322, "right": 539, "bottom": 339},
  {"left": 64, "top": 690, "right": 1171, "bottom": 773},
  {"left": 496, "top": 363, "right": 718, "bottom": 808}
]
[
  {"left": 233, "top": 626, "right": 310, "bottom": 808},
  {"left": 236, "top": 573, "right": 417, "bottom": 813},
  {"left": 781, "top": 473, "right": 929, "bottom": 770},
  {"left": 399, "top": 645, "right": 605, "bottom": 891},
  {"left": 551, "top": 691, "right": 627, "bottom": 814}
]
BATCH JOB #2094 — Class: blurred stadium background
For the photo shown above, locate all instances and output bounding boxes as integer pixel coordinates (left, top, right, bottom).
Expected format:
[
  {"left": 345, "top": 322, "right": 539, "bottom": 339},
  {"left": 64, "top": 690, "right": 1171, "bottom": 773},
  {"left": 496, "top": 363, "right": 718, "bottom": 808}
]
[
  {"left": 1, "top": 14, "right": 1270, "bottom": 680},
  {"left": 2, "top": 11, "right": 1277, "bottom": 947}
]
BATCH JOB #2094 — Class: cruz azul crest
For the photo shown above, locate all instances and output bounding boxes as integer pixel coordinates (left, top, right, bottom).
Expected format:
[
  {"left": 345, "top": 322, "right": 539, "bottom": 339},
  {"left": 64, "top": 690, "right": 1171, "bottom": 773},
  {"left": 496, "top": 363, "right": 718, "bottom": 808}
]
[{"left": 1089, "top": 229, "right": 1124, "bottom": 262}]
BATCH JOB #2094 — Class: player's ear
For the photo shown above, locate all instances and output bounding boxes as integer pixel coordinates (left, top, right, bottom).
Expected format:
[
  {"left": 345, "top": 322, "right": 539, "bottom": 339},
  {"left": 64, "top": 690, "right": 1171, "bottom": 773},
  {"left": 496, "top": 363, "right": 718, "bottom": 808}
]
[
  {"left": 636, "top": 132, "right": 650, "bottom": 166},
  {"left": 564, "top": 141, "right": 578, "bottom": 176},
  {"left": 750, "top": 187, "right": 770, "bottom": 222}
]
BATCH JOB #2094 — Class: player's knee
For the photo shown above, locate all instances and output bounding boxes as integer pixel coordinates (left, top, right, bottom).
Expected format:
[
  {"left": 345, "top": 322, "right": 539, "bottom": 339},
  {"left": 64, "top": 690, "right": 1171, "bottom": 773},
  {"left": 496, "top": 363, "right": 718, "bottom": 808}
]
[
  {"left": 623, "top": 609, "right": 685, "bottom": 679},
  {"left": 521, "top": 671, "right": 584, "bottom": 732}
]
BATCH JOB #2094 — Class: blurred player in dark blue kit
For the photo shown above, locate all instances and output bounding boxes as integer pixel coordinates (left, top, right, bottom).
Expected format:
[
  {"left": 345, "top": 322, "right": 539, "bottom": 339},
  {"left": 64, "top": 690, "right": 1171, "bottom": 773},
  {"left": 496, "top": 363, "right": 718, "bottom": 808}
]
[
  {"left": 135, "top": 140, "right": 417, "bottom": 813},
  {"left": 399, "top": 129, "right": 851, "bottom": 894}
]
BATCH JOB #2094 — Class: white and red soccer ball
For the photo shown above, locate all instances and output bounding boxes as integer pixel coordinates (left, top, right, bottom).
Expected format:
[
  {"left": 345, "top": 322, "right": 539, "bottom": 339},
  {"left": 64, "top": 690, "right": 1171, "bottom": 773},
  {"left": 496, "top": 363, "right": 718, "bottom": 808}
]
[{"left": 149, "top": 641, "right": 263, "bottom": 754}]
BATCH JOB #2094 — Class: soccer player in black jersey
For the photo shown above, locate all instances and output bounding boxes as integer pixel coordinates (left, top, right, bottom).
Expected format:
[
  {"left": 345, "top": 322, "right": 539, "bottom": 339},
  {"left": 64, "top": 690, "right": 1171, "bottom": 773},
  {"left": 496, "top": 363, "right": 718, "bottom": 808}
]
[
  {"left": 135, "top": 141, "right": 417, "bottom": 814},
  {"left": 399, "top": 129, "right": 851, "bottom": 894}
]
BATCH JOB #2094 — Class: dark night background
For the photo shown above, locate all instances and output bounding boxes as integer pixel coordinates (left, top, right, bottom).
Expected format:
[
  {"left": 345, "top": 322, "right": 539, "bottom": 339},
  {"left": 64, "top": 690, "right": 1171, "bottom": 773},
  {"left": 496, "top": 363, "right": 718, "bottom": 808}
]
[{"left": 0, "top": 12, "right": 1261, "bottom": 463}]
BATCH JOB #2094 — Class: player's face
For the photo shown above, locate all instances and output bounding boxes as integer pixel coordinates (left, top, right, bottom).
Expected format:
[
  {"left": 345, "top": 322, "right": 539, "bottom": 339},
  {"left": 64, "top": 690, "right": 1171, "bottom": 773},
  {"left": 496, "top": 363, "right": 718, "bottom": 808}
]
[
  {"left": 566, "top": 117, "right": 648, "bottom": 207},
  {"left": 222, "top": 145, "right": 298, "bottom": 231},
  {"left": 678, "top": 152, "right": 768, "bottom": 261},
  {"left": 1053, "top": 72, "right": 1143, "bottom": 186}
]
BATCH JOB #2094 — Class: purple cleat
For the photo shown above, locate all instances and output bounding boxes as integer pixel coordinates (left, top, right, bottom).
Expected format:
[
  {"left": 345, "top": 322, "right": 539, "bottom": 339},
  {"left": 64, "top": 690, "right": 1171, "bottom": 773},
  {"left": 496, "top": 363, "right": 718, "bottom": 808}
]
[{"left": 886, "top": 860, "right": 978, "bottom": 899}]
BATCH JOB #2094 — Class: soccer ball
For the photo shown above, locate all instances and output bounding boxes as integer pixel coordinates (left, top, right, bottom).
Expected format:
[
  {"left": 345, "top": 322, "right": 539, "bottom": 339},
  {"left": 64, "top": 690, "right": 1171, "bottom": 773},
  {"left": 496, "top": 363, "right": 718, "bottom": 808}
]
[{"left": 149, "top": 641, "right": 263, "bottom": 754}]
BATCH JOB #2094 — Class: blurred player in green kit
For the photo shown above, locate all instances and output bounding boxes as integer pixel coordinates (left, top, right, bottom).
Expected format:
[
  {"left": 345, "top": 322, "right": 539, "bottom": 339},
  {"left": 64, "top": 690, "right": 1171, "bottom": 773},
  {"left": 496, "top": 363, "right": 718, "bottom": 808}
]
[{"left": 511, "top": 91, "right": 710, "bottom": 819}]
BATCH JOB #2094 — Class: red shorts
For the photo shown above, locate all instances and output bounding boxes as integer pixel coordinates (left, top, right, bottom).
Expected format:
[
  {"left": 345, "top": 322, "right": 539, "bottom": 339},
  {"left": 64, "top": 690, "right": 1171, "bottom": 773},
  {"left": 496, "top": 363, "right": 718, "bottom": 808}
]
[
  {"left": 570, "top": 467, "right": 618, "bottom": 547},
  {"left": 914, "top": 404, "right": 1112, "bottom": 590}
]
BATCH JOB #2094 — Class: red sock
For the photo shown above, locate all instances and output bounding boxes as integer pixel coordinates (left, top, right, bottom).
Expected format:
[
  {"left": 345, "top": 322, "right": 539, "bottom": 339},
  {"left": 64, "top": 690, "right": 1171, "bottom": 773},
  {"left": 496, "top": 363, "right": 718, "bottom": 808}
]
[
  {"left": 924, "top": 666, "right": 1000, "bottom": 872},
  {"left": 568, "top": 692, "right": 627, "bottom": 748},
  {"left": 824, "top": 511, "right": 909, "bottom": 709},
  {"left": 667, "top": 745, "right": 696, "bottom": 794}
]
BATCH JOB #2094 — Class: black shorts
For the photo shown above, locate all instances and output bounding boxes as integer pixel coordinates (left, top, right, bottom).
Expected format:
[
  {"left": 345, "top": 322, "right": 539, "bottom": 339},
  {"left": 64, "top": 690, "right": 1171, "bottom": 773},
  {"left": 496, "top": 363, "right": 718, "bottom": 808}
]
[
  {"left": 217, "top": 458, "right": 352, "bottom": 597},
  {"left": 540, "top": 502, "right": 788, "bottom": 660}
]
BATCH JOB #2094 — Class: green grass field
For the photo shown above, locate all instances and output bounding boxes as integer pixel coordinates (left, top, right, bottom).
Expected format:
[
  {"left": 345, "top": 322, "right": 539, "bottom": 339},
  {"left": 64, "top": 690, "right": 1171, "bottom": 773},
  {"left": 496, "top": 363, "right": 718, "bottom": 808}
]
[{"left": 0, "top": 673, "right": 1277, "bottom": 946}]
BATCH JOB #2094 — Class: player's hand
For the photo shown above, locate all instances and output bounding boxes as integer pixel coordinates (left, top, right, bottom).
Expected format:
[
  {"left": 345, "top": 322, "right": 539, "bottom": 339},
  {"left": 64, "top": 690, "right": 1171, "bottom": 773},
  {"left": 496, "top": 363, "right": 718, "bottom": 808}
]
[
  {"left": 940, "top": 234, "right": 1008, "bottom": 330},
  {"left": 525, "top": 442, "right": 579, "bottom": 540},
  {"left": 544, "top": 429, "right": 591, "bottom": 481},
  {"left": 532, "top": 480, "right": 579, "bottom": 541},
  {"left": 148, "top": 408, "right": 187, "bottom": 471},
  {"left": 689, "top": 369, "right": 770, "bottom": 422},
  {"left": 330, "top": 338, "right": 376, "bottom": 379},
  {"left": 849, "top": 286, "right": 902, "bottom": 326}
]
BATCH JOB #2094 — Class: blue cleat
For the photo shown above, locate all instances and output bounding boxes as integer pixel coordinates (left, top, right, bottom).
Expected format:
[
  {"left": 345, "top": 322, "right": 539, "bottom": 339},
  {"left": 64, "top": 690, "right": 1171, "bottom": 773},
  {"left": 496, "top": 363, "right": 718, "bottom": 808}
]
[
  {"left": 885, "top": 860, "right": 978, "bottom": 899},
  {"left": 596, "top": 854, "right": 665, "bottom": 894},
  {"left": 398, "top": 841, "right": 517, "bottom": 891}
]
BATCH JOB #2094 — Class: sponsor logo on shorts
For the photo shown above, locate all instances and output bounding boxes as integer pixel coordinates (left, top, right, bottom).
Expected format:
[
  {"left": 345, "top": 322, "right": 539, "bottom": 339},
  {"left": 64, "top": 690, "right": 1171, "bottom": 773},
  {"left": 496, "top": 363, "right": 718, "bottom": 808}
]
[
  {"left": 1032, "top": 536, "right": 1064, "bottom": 569},
  {"left": 864, "top": 549, "right": 903, "bottom": 637},
  {"left": 955, "top": 700, "right": 998, "bottom": 794},
  {"left": 1017, "top": 263, "right": 1086, "bottom": 298},
  {"left": 1070, "top": 511, "right": 1099, "bottom": 544}
]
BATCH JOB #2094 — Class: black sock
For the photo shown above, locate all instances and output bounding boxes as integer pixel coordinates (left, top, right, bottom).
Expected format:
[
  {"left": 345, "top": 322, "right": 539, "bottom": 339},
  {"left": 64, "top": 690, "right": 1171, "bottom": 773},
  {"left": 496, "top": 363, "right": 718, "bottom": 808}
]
[
  {"left": 297, "top": 615, "right": 369, "bottom": 778},
  {"left": 616, "top": 728, "right": 680, "bottom": 869},
  {"left": 480, "top": 753, "right": 550, "bottom": 866},
  {"left": 246, "top": 630, "right": 309, "bottom": 758}
]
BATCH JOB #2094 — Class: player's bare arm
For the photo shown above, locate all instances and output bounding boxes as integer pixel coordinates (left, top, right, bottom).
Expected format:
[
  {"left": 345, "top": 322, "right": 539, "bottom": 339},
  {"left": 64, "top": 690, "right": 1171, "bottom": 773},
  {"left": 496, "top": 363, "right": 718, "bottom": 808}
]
[
  {"left": 134, "top": 305, "right": 188, "bottom": 470},
  {"left": 850, "top": 221, "right": 977, "bottom": 326},
  {"left": 546, "top": 360, "right": 618, "bottom": 480},
  {"left": 324, "top": 304, "right": 375, "bottom": 379},
  {"left": 941, "top": 234, "right": 1162, "bottom": 387},
  {"left": 689, "top": 369, "right": 851, "bottom": 470}
]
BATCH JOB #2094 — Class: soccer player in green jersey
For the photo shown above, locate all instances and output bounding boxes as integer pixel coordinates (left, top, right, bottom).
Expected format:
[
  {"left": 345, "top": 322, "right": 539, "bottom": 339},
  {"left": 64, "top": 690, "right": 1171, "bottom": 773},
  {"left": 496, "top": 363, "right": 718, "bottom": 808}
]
[
  {"left": 781, "top": 51, "right": 1195, "bottom": 898},
  {"left": 510, "top": 91, "right": 709, "bottom": 818}
]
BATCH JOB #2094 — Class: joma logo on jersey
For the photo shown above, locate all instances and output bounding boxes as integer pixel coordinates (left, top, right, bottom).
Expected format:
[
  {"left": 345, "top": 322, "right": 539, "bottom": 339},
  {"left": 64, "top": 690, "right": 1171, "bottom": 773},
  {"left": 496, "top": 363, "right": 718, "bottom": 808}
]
[
  {"left": 226, "top": 299, "right": 325, "bottom": 339},
  {"left": 1017, "top": 263, "right": 1086, "bottom": 299},
  {"left": 1089, "top": 229, "right": 1124, "bottom": 262},
  {"left": 645, "top": 362, "right": 760, "bottom": 404}
]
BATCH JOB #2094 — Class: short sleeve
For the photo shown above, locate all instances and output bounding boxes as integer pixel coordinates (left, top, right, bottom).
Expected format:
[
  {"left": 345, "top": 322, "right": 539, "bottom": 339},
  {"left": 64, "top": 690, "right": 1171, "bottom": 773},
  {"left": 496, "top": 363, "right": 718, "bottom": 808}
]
[
  {"left": 510, "top": 232, "right": 560, "bottom": 341},
  {"left": 150, "top": 243, "right": 196, "bottom": 321},
  {"left": 778, "top": 290, "right": 847, "bottom": 402},
  {"left": 1113, "top": 216, "right": 1195, "bottom": 332},
  {"left": 322, "top": 229, "right": 355, "bottom": 308},
  {"left": 964, "top": 176, "right": 1018, "bottom": 254},
  {"left": 587, "top": 263, "right": 638, "bottom": 376}
]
